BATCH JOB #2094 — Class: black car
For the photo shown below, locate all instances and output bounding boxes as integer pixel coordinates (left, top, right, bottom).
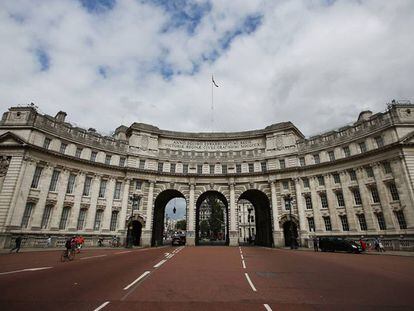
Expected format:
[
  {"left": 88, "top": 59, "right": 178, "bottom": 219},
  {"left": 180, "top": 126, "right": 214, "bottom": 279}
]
[
  {"left": 171, "top": 233, "right": 186, "bottom": 246},
  {"left": 319, "top": 237, "right": 362, "bottom": 253}
]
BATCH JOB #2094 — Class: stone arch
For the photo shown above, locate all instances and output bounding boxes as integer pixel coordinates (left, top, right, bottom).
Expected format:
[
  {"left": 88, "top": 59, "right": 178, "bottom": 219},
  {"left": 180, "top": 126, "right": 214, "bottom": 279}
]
[
  {"left": 280, "top": 214, "right": 299, "bottom": 247},
  {"left": 151, "top": 189, "right": 186, "bottom": 247}
]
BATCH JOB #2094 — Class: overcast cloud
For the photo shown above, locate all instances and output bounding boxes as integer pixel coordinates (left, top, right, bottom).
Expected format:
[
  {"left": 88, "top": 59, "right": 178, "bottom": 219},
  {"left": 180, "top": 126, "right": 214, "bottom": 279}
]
[{"left": 0, "top": 0, "right": 413, "bottom": 136}]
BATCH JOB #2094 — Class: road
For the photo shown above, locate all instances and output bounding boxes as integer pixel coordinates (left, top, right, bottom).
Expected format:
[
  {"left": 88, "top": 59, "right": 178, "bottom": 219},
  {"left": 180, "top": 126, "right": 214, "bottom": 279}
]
[{"left": 0, "top": 246, "right": 413, "bottom": 310}]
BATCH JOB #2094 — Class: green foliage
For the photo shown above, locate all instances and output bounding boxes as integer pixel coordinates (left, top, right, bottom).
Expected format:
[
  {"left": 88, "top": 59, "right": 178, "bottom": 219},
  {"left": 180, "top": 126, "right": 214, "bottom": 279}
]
[
  {"left": 208, "top": 197, "right": 224, "bottom": 237},
  {"left": 175, "top": 219, "right": 187, "bottom": 230},
  {"left": 200, "top": 220, "right": 210, "bottom": 237}
]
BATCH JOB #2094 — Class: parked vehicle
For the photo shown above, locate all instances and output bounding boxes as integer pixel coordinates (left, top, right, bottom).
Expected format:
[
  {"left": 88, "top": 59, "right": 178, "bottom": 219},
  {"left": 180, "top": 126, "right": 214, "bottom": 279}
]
[
  {"left": 171, "top": 233, "right": 186, "bottom": 245},
  {"left": 319, "top": 237, "right": 362, "bottom": 253}
]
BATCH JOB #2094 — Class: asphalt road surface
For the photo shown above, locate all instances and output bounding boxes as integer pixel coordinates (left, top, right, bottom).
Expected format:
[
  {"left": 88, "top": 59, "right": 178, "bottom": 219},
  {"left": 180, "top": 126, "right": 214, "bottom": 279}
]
[{"left": 1, "top": 246, "right": 413, "bottom": 310}]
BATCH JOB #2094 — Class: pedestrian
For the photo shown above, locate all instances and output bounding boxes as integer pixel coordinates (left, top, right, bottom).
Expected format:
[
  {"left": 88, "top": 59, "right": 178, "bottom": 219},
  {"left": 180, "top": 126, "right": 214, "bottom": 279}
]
[
  {"left": 359, "top": 238, "right": 366, "bottom": 252},
  {"left": 379, "top": 240, "right": 386, "bottom": 252},
  {"left": 313, "top": 236, "right": 319, "bottom": 252},
  {"left": 10, "top": 236, "right": 22, "bottom": 253},
  {"left": 98, "top": 237, "right": 103, "bottom": 247},
  {"left": 46, "top": 236, "right": 52, "bottom": 248},
  {"left": 374, "top": 237, "right": 380, "bottom": 252}
]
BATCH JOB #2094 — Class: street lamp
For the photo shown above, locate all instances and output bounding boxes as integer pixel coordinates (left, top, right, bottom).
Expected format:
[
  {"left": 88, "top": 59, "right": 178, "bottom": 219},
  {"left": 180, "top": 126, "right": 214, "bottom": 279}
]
[
  {"left": 247, "top": 206, "right": 253, "bottom": 244},
  {"left": 284, "top": 194, "right": 295, "bottom": 249},
  {"left": 126, "top": 194, "right": 141, "bottom": 248}
]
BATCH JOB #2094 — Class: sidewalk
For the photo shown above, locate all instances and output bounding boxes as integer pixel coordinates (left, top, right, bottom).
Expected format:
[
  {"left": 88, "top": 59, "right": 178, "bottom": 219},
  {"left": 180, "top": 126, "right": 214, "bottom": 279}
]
[
  {"left": 0, "top": 246, "right": 139, "bottom": 254},
  {"left": 284, "top": 247, "right": 414, "bottom": 257}
]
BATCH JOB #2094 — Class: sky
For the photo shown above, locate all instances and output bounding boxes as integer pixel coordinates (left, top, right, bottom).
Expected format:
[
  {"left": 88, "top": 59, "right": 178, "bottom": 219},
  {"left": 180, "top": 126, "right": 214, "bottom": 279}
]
[{"left": 1, "top": 0, "right": 413, "bottom": 136}]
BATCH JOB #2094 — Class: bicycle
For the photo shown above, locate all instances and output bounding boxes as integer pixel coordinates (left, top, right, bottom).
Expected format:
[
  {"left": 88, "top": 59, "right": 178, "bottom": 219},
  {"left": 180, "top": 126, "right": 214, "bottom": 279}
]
[{"left": 61, "top": 248, "right": 75, "bottom": 262}]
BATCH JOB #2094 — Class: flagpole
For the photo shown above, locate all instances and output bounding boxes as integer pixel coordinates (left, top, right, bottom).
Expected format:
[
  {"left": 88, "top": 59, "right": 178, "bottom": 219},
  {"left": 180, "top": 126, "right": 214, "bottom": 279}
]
[{"left": 211, "top": 76, "right": 214, "bottom": 131}]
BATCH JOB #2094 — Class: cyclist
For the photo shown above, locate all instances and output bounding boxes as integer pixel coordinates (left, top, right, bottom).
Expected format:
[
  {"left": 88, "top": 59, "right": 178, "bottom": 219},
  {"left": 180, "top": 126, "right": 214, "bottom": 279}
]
[{"left": 64, "top": 238, "right": 72, "bottom": 257}]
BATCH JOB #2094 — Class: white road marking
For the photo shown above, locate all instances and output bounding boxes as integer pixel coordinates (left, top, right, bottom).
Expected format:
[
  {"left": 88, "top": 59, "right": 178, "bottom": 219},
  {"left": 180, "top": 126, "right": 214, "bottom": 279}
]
[
  {"left": 93, "top": 301, "right": 110, "bottom": 311},
  {"left": 0, "top": 266, "right": 52, "bottom": 275},
  {"left": 80, "top": 254, "right": 107, "bottom": 260},
  {"left": 264, "top": 304, "right": 272, "bottom": 311},
  {"left": 167, "top": 254, "right": 174, "bottom": 259},
  {"left": 123, "top": 271, "right": 151, "bottom": 290},
  {"left": 242, "top": 260, "right": 246, "bottom": 269},
  {"left": 164, "top": 252, "right": 170, "bottom": 257},
  {"left": 245, "top": 273, "right": 257, "bottom": 292},
  {"left": 240, "top": 254, "right": 244, "bottom": 260},
  {"left": 154, "top": 259, "right": 167, "bottom": 268},
  {"left": 115, "top": 251, "right": 132, "bottom": 255}
]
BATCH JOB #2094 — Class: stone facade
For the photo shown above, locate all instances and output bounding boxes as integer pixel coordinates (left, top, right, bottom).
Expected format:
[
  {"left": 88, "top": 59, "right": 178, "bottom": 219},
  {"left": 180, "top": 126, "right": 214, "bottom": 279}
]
[{"left": 0, "top": 102, "right": 414, "bottom": 249}]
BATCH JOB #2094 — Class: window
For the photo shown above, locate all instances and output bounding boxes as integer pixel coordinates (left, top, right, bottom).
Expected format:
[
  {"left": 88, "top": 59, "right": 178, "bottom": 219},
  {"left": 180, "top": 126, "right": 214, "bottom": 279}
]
[
  {"left": 209, "top": 164, "right": 214, "bottom": 174},
  {"left": 305, "top": 195, "right": 313, "bottom": 210},
  {"left": 170, "top": 163, "right": 176, "bottom": 173},
  {"left": 222, "top": 164, "right": 227, "bottom": 174},
  {"left": 49, "top": 170, "right": 60, "bottom": 192},
  {"left": 279, "top": 159, "right": 286, "bottom": 169},
  {"left": 31, "top": 166, "right": 43, "bottom": 188},
  {"left": 317, "top": 175, "right": 325, "bottom": 186},
  {"left": 375, "top": 136, "right": 384, "bottom": 148},
  {"left": 21, "top": 202, "right": 34, "bottom": 228},
  {"left": 110, "top": 211, "right": 118, "bottom": 231},
  {"left": 90, "top": 151, "right": 97, "bottom": 162},
  {"left": 183, "top": 164, "right": 189, "bottom": 174},
  {"left": 302, "top": 177, "right": 310, "bottom": 188},
  {"left": 94, "top": 210, "right": 103, "bottom": 230},
  {"left": 119, "top": 157, "right": 126, "bottom": 167},
  {"left": 370, "top": 186, "right": 380, "bottom": 203},
  {"left": 114, "top": 181, "right": 122, "bottom": 200},
  {"left": 333, "top": 173, "right": 341, "bottom": 184},
  {"left": 383, "top": 161, "right": 392, "bottom": 174},
  {"left": 41, "top": 206, "right": 52, "bottom": 229},
  {"left": 376, "top": 212, "right": 387, "bottom": 230},
  {"left": 98, "top": 179, "right": 107, "bottom": 198},
  {"left": 340, "top": 215, "right": 349, "bottom": 231},
  {"left": 60, "top": 143, "right": 67, "bottom": 154},
  {"left": 313, "top": 154, "right": 320, "bottom": 164},
  {"left": 75, "top": 147, "right": 82, "bottom": 158},
  {"left": 357, "top": 214, "right": 368, "bottom": 231},
  {"left": 349, "top": 169, "right": 357, "bottom": 181},
  {"left": 282, "top": 181, "right": 289, "bottom": 190},
  {"left": 328, "top": 151, "right": 335, "bottom": 161},
  {"left": 248, "top": 163, "right": 254, "bottom": 173},
  {"left": 139, "top": 160, "right": 145, "bottom": 169},
  {"left": 388, "top": 182, "right": 400, "bottom": 201},
  {"left": 320, "top": 193, "right": 328, "bottom": 209},
  {"left": 323, "top": 216, "right": 332, "bottom": 231},
  {"left": 236, "top": 164, "right": 242, "bottom": 173},
  {"left": 59, "top": 207, "right": 70, "bottom": 229},
  {"left": 43, "top": 137, "right": 51, "bottom": 149},
  {"left": 197, "top": 164, "right": 202, "bottom": 174},
  {"left": 77, "top": 209, "right": 87, "bottom": 230},
  {"left": 359, "top": 142, "right": 367, "bottom": 153},
  {"left": 261, "top": 162, "right": 267, "bottom": 172},
  {"left": 307, "top": 217, "right": 315, "bottom": 232},
  {"left": 158, "top": 162, "right": 163, "bottom": 172},
  {"left": 394, "top": 211, "right": 407, "bottom": 229},
  {"left": 135, "top": 180, "right": 142, "bottom": 190},
  {"left": 343, "top": 146, "right": 351, "bottom": 157},
  {"left": 66, "top": 174, "right": 76, "bottom": 194},
  {"left": 365, "top": 166, "right": 374, "bottom": 178},
  {"left": 105, "top": 155, "right": 112, "bottom": 165},
  {"left": 336, "top": 192, "right": 345, "bottom": 207},
  {"left": 353, "top": 188, "right": 362, "bottom": 205},
  {"left": 83, "top": 176, "right": 92, "bottom": 196},
  {"left": 299, "top": 157, "right": 305, "bottom": 166}
]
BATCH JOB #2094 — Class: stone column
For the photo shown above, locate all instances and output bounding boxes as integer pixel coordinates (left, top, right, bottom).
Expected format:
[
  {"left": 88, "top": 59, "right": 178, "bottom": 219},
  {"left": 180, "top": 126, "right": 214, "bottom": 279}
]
[
  {"left": 186, "top": 181, "right": 195, "bottom": 246},
  {"left": 270, "top": 181, "right": 283, "bottom": 246},
  {"left": 229, "top": 181, "right": 238, "bottom": 246},
  {"left": 118, "top": 178, "right": 130, "bottom": 233},
  {"left": 101, "top": 178, "right": 116, "bottom": 232},
  {"left": 49, "top": 170, "right": 70, "bottom": 230},
  {"left": 355, "top": 168, "right": 376, "bottom": 232},
  {"left": 294, "top": 178, "right": 307, "bottom": 244},
  {"left": 67, "top": 172, "right": 85, "bottom": 230},
  {"left": 30, "top": 165, "right": 54, "bottom": 230},
  {"left": 309, "top": 176, "right": 323, "bottom": 233},
  {"left": 141, "top": 181, "right": 155, "bottom": 246},
  {"left": 84, "top": 175, "right": 101, "bottom": 231},
  {"left": 325, "top": 175, "right": 340, "bottom": 232}
]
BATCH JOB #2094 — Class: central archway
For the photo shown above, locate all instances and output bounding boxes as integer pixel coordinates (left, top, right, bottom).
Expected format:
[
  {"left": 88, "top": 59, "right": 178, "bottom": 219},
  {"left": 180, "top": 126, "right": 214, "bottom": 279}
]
[
  {"left": 196, "top": 191, "right": 229, "bottom": 246},
  {"left": 152, "top": 189, "right": 186, "bottom": 247}
]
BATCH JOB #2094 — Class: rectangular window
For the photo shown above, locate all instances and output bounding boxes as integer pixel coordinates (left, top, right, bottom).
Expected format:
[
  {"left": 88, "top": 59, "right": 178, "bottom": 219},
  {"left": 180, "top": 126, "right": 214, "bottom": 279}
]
[
  {"left": 370, "top": 186, "right": 380, "bottom": 203},
  {"left": 139, "top": 160, "right": 145, "bottom": 169},
  {"left": 119, "top": 157, "right": 126, "bottom": 167},
  {"left": 388, "top": 182, "right": 400, "bottom": 201},
  {"left": 110, "top": 211, "right": 118, "bottom": 231},
  {"left": 66, "top": 174, "right": 76, "bottom": 194},
  {"left": 261, "top": 162, "right": 267, "bottom": 172},
  {"left": 328, "top": 151, "right": 335, "bottom": 161},
  {"left": 248, "top": 163, "right": 254, "bottom": 172},
  {"left": 313, "top": 154, "right": 320, "bottom": 164},
  {"left": 75, "top": 147, "right": 82, "bottom": 158},
  {"left": 236, "top": 164, "right": 242, "bottom": 173},
  {"left": 349, "top": 169, "right": 357, "bottom": 181},
  {"left": 105, "top": 155, "right": 112, "bottom": 165},
  {"left": 383, "top": 161, "right": 392, "bottom": 174},
  {"left": 114, "top": 181, "right": 122, "bottom": 200},
  {"left": 320, "top": 193, "right": 328, "bottom": 209},
  {"left": 323, "top": 216, "right": 332, "bottom": 231},
  {"left": 209, "top": 164, "right": 214, "bottom": 174},
  {"left": 282, "top": 181, "right": 289, "bottom": 190},
  {"left": 336, "top": 192, "right": 345, "bottom": 207},
  {"left": 357, "top": 214, "right": 368, "bottom": 231},
  {"left": 170, "top": 163, "right": 176, "bottom": 173},
  {"left": 31, "top": 166, "right": 43, "bottom": 188},
  {"left": 299, "top": 157, "right": 305, "bottom": 166},
  {"left": 365, "top": 166, "right": 374, "bottom": 178},
  {"left": 94, "top": 210, "right": 103, "bottom": 230},
  {"left": 49, "top": 170, "right": 60, "bottom": 192},
  {"left": 197, "top": 164, "right": 203, "bottom": 174},
  {"left": 340, "top": 215, "right": 349, "bottom": 231},
  {"left": 77, "top": 209, "right": 87, "bottom": 230},
  {"left": 343, "top": 146, "right": 351, "bottom": 157},
  {"left": 90, "top": 151, "right": 97, "bottom": 162},
  {"left": 307, "top": 217, "right": 315, "bottom": 232},
  {"left": 333, "top": 173, "right": 341, "bottom": 184},
  {"left": 83, "top": 176, "right": 92, "bottom": 196},
  {"left": 183, "top": 164, "right": 189, "bottom": 174},
  {"left": 302, "top": 177, "right": 310, "bottom": 188},
  {"left": 41, "top": 206, "right": 52, "bottom": 229},
  {"left": 394, "top": 210, "right": 407, "bottom": 229},
  {"left": 43, "top": 137, "right": 51, "bottom": 149},
  {"left": 59, "top": 207, "right": 70, "bottom": 229},
  {"left": 317, "top": 175, "right": 325, "bottom": 186},
  {"left": 98, "top": 179, "right": 107, "bottom": 198},
  {"left": 353, "top": 188, "right": 362, "bottom": 205},
  {"left": 21, "top": 202, "right": 34, "bottom": 228},
  {"left": 375, "top": 136, "right": 384, "bottom": 148},
  {"left": 135, "top": 179, "right": 142, "bottom": 190},
  {"left": 60, "top": 143, "right": 67, "bottom": 154},
  {"left": 279, "top": 159, "right": 286, "bottom": 169},
  {"left": 359, "top": 142, "right": 367, "bottom": 153},
  {"left": 305, "top": 195, "right": 313, "bottom": 210},
  {"left": 222, "top": 164, "right": 227, "bottom": 174},
  {"left": 158, "top": 162, "right": 163, "bottom": 172},
  {"left": 376, "top": 212, "right": 387, "bottom": 230}
]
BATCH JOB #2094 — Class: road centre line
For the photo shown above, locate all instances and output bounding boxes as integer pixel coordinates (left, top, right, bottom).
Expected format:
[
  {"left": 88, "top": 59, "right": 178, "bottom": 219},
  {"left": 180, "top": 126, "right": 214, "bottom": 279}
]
[
  {"left": 93, "top": 301, "right": 110, "bottom": 311},
  {"left": 123, "top": 271, "right": 151, "bottom": 290},
  {"left": 242, "top": 260, "right": 246, "bottom": 269},
  {"left": 264, "top": 304, "right": 272, "bottom": 311},
  {"left": 245, "top": 273, "right": 257, "bottom": 292},
  {"left": 115, "top": 251, "right": 132, "bottom": 255},
  {"left": 240, "top": 254, "right": 244, "bottom": 260},
  {"left": 80, "top": 254, "right": 107, "bottom": 260},
  {"left": 167, "top": 254, "right": 174, "bottom": 259},
  {"left": 154, "top": 259, "right": 167, "bottom": 268},
  {"left": 0, "top": 267, "right": 52, "bottom": 275}
]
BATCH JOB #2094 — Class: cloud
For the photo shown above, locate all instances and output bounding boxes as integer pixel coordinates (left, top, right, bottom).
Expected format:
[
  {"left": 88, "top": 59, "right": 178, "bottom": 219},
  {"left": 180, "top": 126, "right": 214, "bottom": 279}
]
[{"left": 0, "top": 0, "right": 413, "bottom": 137}]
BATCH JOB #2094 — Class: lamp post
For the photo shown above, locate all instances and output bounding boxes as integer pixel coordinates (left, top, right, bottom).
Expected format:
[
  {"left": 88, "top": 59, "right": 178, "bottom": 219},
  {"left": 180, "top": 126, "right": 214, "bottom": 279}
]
[
  {"left": 127, "top": 194, "right": 141, "bottom": 248},
  {"left": 247, "top": 206, "right": 253, "bottom": 244},
  {"left": 284, "top": 194, "right": 295, "bottom": 249}
]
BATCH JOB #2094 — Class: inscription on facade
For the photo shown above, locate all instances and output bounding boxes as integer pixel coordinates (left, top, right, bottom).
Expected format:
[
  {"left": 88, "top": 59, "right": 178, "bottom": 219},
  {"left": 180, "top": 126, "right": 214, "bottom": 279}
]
[{"left": 160, "top": 139, "right": 264, "bottom": 151}]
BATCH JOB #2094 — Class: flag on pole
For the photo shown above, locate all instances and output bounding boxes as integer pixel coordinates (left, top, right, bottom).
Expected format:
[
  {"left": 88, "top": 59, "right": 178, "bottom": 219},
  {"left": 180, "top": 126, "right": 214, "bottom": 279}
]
[{"left": 212, "top": 75, "right": 219, "bottom": 87}]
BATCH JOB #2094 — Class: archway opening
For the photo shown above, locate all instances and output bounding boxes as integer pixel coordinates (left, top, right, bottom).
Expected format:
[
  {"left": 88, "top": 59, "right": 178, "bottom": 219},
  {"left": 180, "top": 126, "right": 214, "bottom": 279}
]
[
  {"left": 238, "top": 190, "right": 273, "bottom": 247},
  {"left": 127, "top": 220, "right": 142, "bottom": 246},
  {"left": 283, "top": 221, "right": 298, "bottom": 247},
  {"left": 152, "top": 189, "right": 186, "bottom": 247},
  {"left": 196, "top": 191, "right": 229, "bottom": 246}
]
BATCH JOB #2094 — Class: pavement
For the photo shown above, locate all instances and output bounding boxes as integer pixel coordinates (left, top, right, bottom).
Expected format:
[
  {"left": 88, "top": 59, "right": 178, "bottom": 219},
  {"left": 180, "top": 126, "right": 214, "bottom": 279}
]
[{"left": 0, "top": 246, "right": 413, "bottom": 310}]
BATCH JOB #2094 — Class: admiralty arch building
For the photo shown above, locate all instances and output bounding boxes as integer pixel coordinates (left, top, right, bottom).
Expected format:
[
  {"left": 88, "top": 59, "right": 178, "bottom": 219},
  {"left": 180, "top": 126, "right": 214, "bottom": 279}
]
[{"left": 0, "top": 101, "right": 413, "bottom": 250}]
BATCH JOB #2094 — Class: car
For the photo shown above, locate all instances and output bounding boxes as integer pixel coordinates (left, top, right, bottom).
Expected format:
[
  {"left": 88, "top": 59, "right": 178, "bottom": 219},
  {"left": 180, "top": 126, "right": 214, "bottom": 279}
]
[
  {"left": 171, "top": 233, "right": 186, "bottom": 245},
  {"left": 319, "top": 237, "right": 362, "bottom": 253}
]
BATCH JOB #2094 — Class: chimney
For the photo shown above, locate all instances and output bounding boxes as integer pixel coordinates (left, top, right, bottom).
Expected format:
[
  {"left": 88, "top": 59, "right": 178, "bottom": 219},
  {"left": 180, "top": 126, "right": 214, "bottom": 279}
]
[{"left": 55, "top": 111, "right": 67, "bottom": 123}]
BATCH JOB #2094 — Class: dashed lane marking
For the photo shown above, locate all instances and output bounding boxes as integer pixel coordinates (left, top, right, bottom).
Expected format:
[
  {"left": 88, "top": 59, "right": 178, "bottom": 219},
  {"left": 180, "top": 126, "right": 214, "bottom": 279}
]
[
  {"left": 240, "top": 254, "right": 244, "bottom": 260},
  {"left": 80, "top": 255, "right": 107, "bottom": 260},
  {"left": 114, "top": 251, "right": 132, "bottom": 255},
  {"left": 245, "top": 273, "right": 257, "bottom": 292},
  {"left": 93, "top": 301, "right": 110, "bottom": 311},
  {"left": 123, "top": 271, "right": 151, "bottom": 290},
  {"left": 264, "top": 304, "right": 272, "bottom": 311},
  {"left": 242, "top": 260, "right": 246, "bottom": 269},
  {"left": 153, "top": 259, "right": 167, "bottom": 268},
  {"left": 167, "top": 254, "right": 174, "bottom": 259},
  {"left": 0, "top": 266, "right": 53, "bottom": 275}
]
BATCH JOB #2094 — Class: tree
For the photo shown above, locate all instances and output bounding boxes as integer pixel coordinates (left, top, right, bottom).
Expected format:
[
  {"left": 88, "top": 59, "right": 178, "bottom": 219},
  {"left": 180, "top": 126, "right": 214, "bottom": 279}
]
[
  {"left": 175, "top": 219, "right": 186, "bottom": 231},
  {"left": 208, "top": 197, "right": 224, "bottom": 239},
  {"left": 200, "top": 220, "right": 210, "bottom": 238}
]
